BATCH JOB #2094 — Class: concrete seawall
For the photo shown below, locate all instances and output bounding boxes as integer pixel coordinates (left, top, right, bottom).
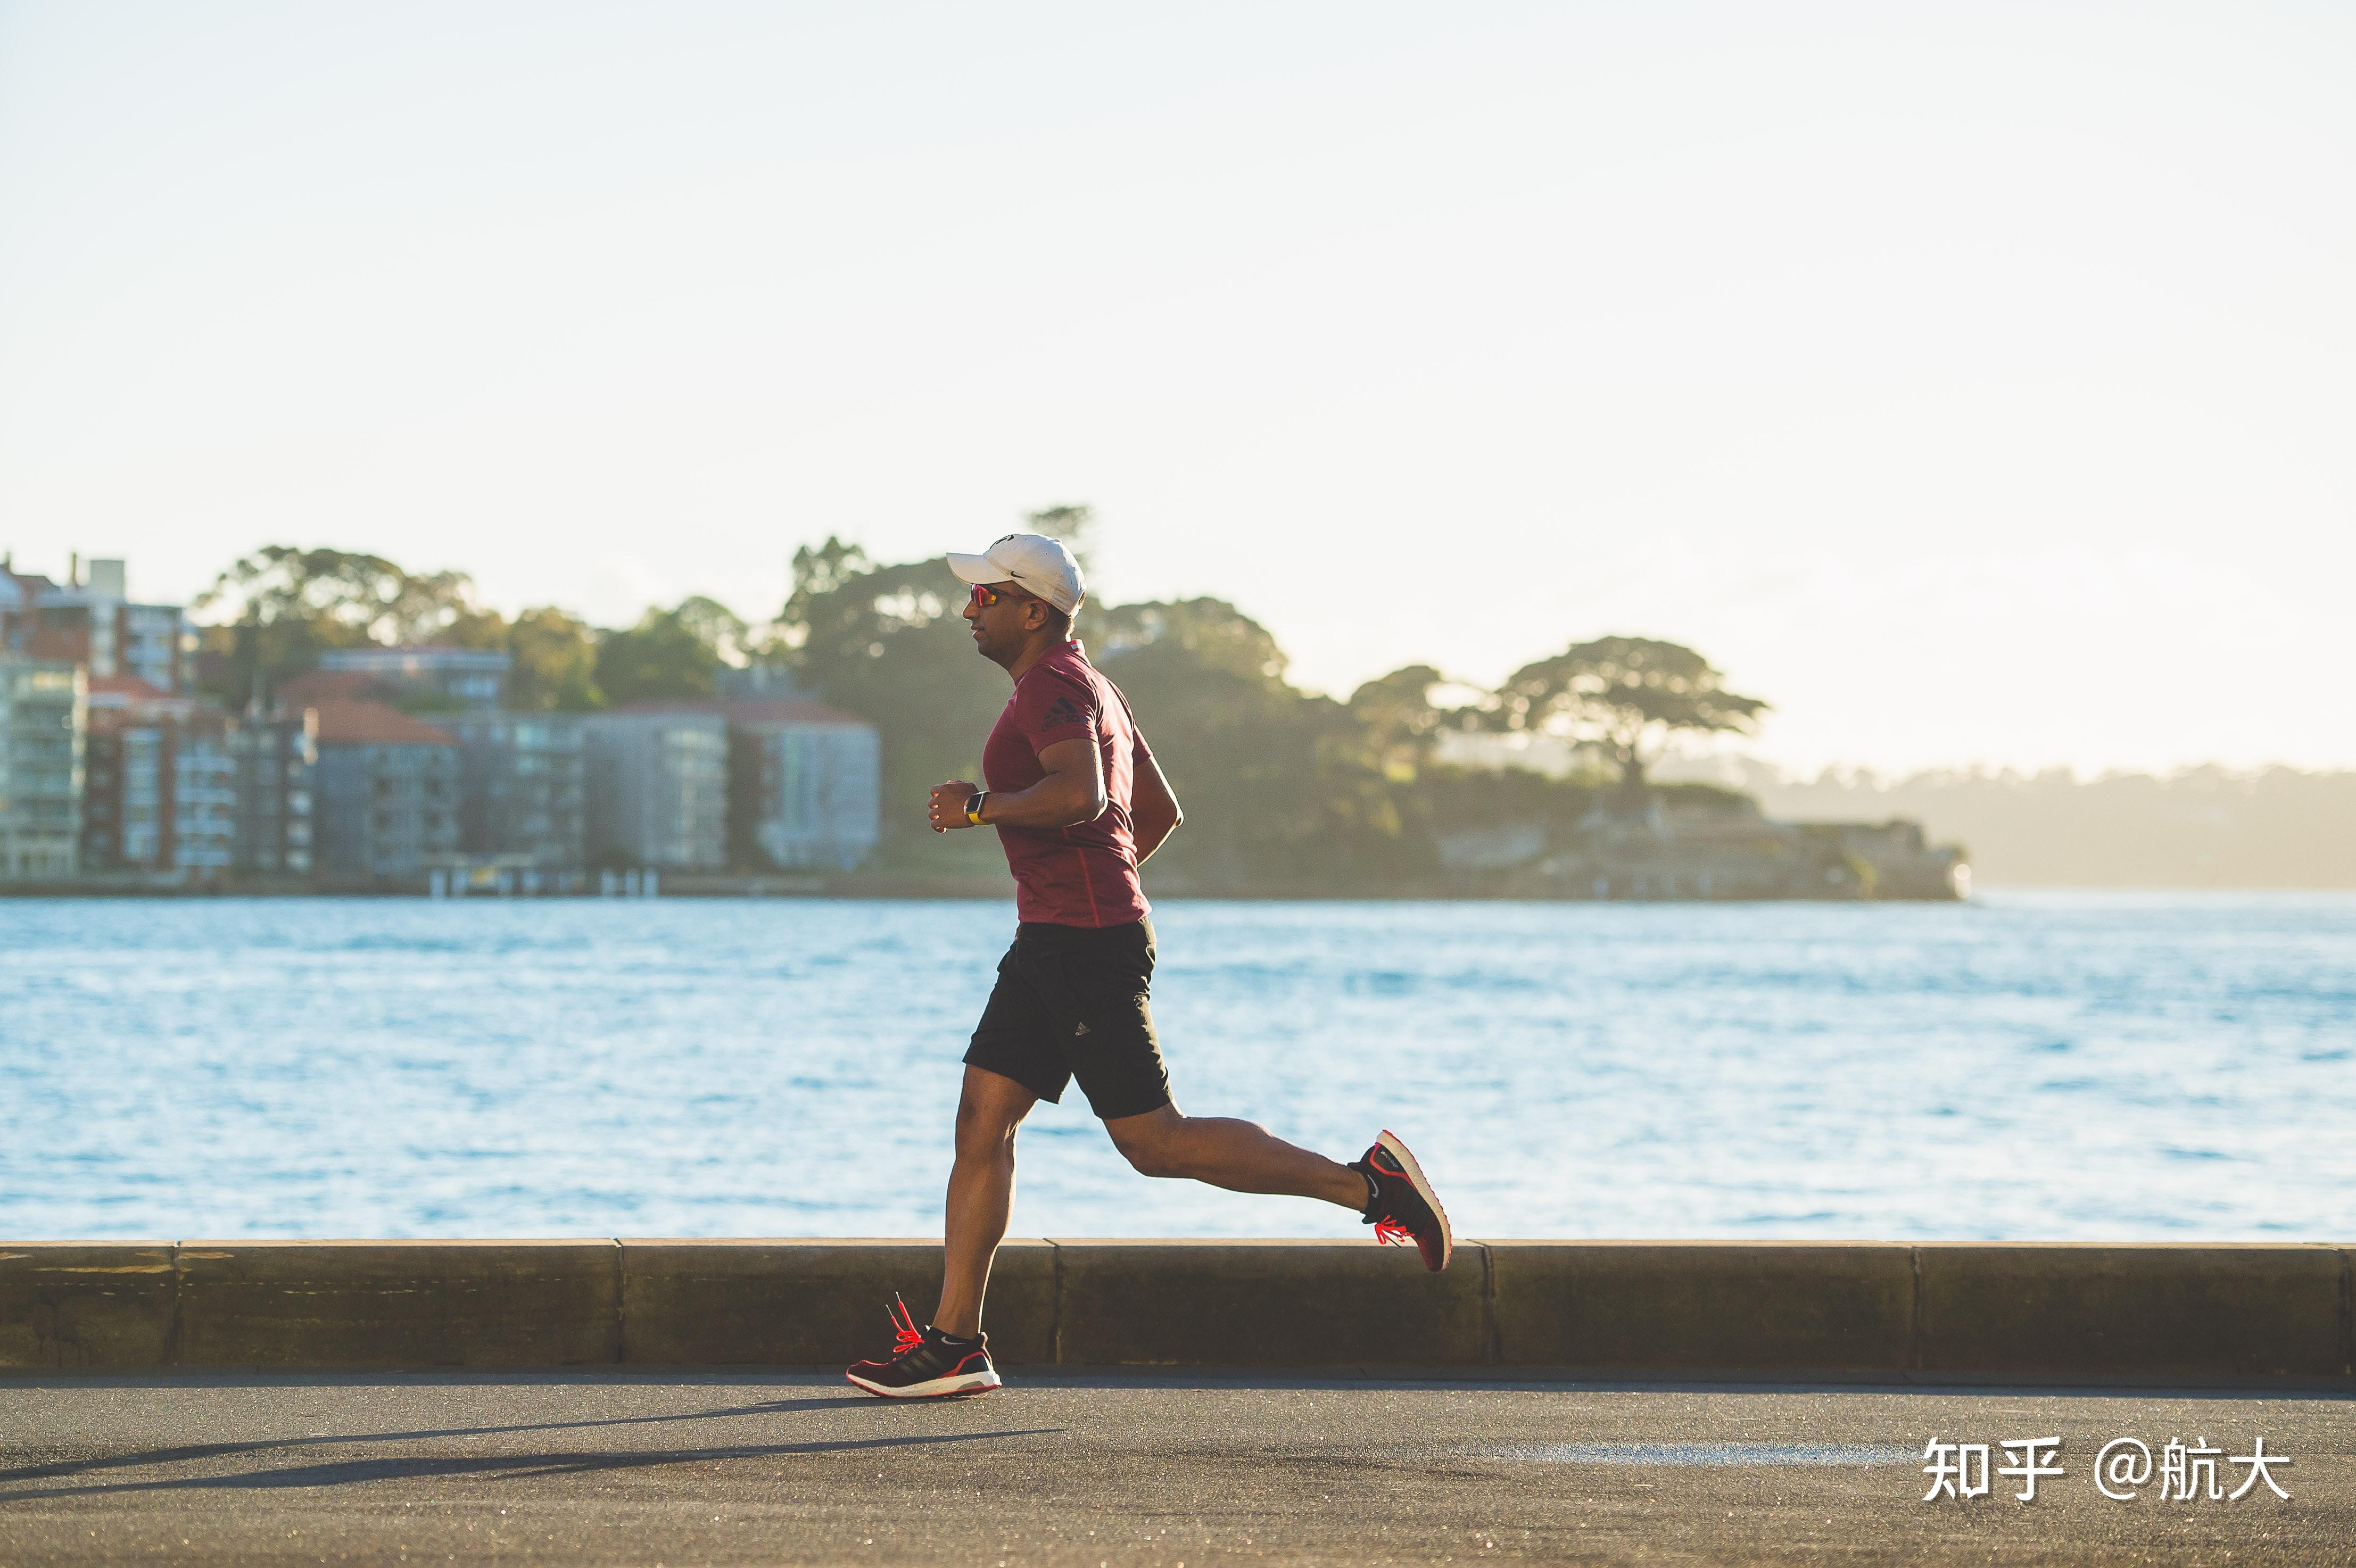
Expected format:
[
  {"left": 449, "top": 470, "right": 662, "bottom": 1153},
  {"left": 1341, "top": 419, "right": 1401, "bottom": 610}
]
[{"left": 5, "top": 1240, "right": 2350, "bottom": 1386}]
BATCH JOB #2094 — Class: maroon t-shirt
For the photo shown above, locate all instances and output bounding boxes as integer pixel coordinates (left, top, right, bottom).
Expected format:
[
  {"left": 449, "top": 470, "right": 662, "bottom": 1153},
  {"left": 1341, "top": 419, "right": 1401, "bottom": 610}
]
[{"left": 982, "top": 640, "right": 1153, "bottom": 928}]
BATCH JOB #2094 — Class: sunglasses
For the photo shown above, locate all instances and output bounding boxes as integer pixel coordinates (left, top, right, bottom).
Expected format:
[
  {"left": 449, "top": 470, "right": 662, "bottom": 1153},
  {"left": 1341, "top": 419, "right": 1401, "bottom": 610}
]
[{"left": 967, "top": 581, "right": 1039, "bottom": 610}]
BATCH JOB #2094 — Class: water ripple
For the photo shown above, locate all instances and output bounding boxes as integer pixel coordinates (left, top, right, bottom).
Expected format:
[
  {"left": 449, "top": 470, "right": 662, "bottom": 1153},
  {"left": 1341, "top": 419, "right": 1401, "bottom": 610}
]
[{"left": 3, "top": 891, "right": 2352, "bottom": 1240}]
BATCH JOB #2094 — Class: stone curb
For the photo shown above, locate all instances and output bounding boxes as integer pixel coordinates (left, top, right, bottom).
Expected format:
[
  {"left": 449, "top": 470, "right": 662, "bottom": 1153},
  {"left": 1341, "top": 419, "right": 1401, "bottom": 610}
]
[{"left": 3, "top": 1240, "right": 2349, "bottom": 1386}]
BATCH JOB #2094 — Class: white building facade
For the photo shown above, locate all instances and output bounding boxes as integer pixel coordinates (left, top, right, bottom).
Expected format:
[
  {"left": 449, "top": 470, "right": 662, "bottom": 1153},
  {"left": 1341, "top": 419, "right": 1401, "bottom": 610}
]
[
  {"left": 726, "top": 700, "right": 880, "bottom": 872},
  {"left": 582, "top": 709, "right": 729, "bottom": 872},
  {"left": 0, "top": 655, "right": 86, "bottom": 878}
]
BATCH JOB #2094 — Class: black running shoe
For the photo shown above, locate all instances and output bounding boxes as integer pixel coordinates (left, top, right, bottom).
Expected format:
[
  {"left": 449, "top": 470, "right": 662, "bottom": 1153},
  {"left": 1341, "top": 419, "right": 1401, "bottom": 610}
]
[
  {"left": 845, "top": 1293, "right": 1002, "bottom": 1399},
  {"left": 1351, "top": 1129, "right": 1453, "bottom": 1271}
]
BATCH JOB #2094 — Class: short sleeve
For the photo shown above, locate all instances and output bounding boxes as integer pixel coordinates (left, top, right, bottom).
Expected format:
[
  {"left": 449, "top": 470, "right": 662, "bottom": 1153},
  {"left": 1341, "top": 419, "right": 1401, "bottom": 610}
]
[{"left": 1021, "top": 672, "right": 1100, "bottom": 751}]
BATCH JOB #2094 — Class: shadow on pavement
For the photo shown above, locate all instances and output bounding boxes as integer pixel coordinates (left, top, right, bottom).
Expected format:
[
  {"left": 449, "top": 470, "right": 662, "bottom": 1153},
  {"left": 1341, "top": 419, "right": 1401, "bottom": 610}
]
[{"left": 0, "top": 1428, "right": 1062, "bottom": 1503}]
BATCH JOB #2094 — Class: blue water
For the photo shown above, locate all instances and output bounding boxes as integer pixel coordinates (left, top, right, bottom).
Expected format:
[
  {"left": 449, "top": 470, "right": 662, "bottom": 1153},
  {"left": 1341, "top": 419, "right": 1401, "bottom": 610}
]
[{"left": 3, "top": 894, "right": 2351, "bottom": 1241}]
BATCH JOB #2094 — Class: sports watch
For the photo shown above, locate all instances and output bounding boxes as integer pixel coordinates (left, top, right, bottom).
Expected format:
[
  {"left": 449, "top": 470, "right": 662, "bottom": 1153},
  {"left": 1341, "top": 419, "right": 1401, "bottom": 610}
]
[{"left": 965, "top": 790, "right": 989, "bottom": 826}]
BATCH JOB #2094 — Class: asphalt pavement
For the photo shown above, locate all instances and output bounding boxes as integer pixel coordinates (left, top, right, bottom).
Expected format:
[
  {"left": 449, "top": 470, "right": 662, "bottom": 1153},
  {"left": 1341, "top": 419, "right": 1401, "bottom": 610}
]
[{"left": 0, "top": 1371, "right": 2347, "bottom": 1565}]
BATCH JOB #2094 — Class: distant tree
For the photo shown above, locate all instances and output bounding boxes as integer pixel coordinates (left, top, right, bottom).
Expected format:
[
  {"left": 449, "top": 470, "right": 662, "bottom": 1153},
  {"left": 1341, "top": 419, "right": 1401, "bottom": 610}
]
[
  {"left": 671, "top": 595, "right": 751, "bottom": 667},
  {"left": 776, "top": 537, "right": 873, "bottom": 638},
  {"left": 736, "top": 535, "right": 873, "bottom": 669},
  {"left": 1346, "top": 665, "right": 1487, "bottom": 781},
  {"left": 1094, "top": 599, "right": 1421, "bottom": 886},
  {"left": 1494, "top": 636, "right": 1767, "bottom": 790},
  {"left": 594, "top": 596, "right": 745, "bottom": 706},
  {"left": 1095, "top": 596, "right": 1289, "bottom": 684},
  {"left": 200, "top": 546, "right": 483, "bottom": 644},
  {"left": 437, "top": 602, "right": 512, "bottom": 652},
  {"left": 507, "top": 607, "right": 604, "bottom": 710},
  {"left": 781, "top": 553, "right": 1008, "bottom": 862},
  {"left": 1024, "top": 503, "right": 1095, "bottom": 575},
  {"left": 194, "top": 545, "right": 490, "bottom": 704}
]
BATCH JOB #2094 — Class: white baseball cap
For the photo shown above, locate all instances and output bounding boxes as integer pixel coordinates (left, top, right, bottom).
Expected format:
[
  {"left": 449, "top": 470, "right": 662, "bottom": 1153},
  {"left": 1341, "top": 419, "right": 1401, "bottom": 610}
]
[{"left": 945, "top": 532, "right": 1086, "bottom": 615}]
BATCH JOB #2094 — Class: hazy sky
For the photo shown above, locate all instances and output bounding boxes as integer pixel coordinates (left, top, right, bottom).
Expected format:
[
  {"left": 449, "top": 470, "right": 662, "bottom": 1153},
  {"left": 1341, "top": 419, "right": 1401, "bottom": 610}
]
[{"left": 2, "top": 2, "right": 2349, "bottom": 775}]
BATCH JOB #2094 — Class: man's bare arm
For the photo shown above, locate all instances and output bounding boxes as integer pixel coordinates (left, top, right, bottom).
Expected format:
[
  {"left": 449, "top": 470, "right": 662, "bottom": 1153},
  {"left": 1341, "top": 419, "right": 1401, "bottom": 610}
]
[
  {"left": 1131, "top": 751, "right": 1182, "bottom": 865},
  {"left": 928, "top": 737, "right": 1106, "bottom": 833}
]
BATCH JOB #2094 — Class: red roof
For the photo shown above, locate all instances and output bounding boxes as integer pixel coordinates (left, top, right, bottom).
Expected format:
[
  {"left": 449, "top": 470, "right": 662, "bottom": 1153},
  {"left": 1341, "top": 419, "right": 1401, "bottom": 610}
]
[
  {"left": 305, "top": 699, "right": 457, "bottom": 747},
  {"left": 86, "top": 673, "right": 174, "bottom": 702},
  {"left": 85, "top": 675, "right": 196, "bottom": 727}
]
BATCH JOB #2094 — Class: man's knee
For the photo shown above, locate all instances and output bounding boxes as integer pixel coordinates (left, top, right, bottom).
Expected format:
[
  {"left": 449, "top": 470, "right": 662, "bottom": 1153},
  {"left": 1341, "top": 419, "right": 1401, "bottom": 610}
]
[{"left": 954, "top": 1092, "right": 1023, "bottom": 1163}]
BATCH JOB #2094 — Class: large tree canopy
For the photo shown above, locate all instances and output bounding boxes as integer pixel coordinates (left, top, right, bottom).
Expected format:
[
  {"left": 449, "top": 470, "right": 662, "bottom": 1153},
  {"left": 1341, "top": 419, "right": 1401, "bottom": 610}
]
[
  {"left": 1495, "top": 635, "right": 1767, "bottom": 788},
  {"left": 1347, "top": 664, "right": 1489, "bottom": 781},
  {"left": 593, "top": 597, "right": 747, "bottom": 707},
  {"left": 1089, "top": 599, "right": 1420, "bottom": 886},
  {"left": 200, "top": 546, "right": 484, "bottom": 645},
  {"left": 195, "top": 546, "right": 494, "bottom": 703},
  {"left": 507, "top": 607, "right": 604, "bottom": 711}
]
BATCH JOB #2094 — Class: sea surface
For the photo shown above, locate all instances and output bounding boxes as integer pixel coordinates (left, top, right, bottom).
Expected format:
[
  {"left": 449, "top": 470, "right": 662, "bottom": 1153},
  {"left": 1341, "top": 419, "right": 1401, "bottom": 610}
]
[{"left": 3, "top": 893, "right": 2351, "bottom": 1241}]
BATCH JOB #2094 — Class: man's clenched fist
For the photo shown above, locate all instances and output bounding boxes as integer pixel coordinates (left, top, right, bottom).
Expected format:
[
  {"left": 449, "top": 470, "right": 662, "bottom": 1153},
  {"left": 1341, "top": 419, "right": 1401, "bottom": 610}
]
[{"left": 929, "top": 779, "right": 981, "bottom": 833}]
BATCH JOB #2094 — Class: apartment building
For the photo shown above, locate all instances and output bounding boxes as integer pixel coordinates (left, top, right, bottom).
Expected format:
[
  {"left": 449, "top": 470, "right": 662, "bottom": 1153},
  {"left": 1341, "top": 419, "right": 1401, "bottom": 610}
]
[
  {"left": 311, "top": 645, "right": 510, "bottom": 710},
  {"left": 310, "top": 700, "right": 462, "bottom": 882},
  {"left": 78, "top": 676, "right": 242, "bottom": 876},
  {"left": 230, "top": 710, "right": 319, "bottom": 877},
  {"left": 442, "top": 712, "right": 588, "bottom": 870},
  {"left": 1, "top": 555, "right": 195, "bottom": 693},
  {"left": 0, "top": 654, "right": 85, "bottom": 878},
  {"left": 724, "top": 699, "right": 880, "bottom": 871},
  {"left": 582, "top": 709, "right": 728, "bottom": 872}
]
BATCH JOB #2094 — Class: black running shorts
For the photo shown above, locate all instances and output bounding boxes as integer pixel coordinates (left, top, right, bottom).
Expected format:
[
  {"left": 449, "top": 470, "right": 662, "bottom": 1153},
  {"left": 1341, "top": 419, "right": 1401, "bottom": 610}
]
[{"left": 964, "top": 917, "right": 1172, "bottom": 1121}]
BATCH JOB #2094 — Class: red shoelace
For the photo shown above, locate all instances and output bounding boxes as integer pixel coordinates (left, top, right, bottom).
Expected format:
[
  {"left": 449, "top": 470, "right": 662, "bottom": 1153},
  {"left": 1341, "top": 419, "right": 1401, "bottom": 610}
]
[
  {"left": 887, "top": 1293, "right": 925, "bottom": 1356},
  {"left": 1371, "top": 1216, "right": 1414, "bottom": 1246}
]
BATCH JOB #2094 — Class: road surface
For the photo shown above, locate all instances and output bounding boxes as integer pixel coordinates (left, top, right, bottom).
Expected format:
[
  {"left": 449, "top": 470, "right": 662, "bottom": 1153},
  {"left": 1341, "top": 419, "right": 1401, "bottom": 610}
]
[{"left": 0, "top": 1371, "right": 2347, "bottom": 1564}]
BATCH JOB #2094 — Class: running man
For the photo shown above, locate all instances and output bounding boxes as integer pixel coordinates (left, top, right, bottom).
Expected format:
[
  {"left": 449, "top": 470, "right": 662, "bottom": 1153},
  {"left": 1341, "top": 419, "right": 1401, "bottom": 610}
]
[{"left": 847, "top": 532, "right": 1450, "bottom": 1399}]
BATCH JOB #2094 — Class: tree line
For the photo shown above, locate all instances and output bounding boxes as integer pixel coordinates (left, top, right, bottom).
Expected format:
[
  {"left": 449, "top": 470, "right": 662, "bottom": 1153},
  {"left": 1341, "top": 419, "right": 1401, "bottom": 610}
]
[{"left": 197, "top": 512, "right": 1767, "bottom": 886}]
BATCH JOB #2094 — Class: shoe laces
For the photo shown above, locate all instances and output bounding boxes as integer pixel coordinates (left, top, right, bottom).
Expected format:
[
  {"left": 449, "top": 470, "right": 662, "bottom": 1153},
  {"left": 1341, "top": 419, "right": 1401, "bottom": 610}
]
[
  {"left": 1371, "top": 1217, "right": 1413, "bottom": 1246},
  {"left": 887, "top": 1293, "right": 925, "bottom": 1357}
]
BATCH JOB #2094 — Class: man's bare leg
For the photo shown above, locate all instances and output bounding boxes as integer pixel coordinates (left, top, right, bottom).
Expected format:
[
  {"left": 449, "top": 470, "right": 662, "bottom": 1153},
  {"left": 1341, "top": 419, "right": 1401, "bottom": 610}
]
[
  {"left": 933, "top": 1065, "right": 1037, "bottom": 1340},
  {"left": 1103, "top": 1104, "right": 1370, "bottom": 1209}
]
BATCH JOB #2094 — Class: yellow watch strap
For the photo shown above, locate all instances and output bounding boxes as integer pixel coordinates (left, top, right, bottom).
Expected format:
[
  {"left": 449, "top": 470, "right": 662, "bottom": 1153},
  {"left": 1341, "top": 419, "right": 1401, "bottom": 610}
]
[{"left": 965, "top": 792, "right": 987, "bottom": 826}]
